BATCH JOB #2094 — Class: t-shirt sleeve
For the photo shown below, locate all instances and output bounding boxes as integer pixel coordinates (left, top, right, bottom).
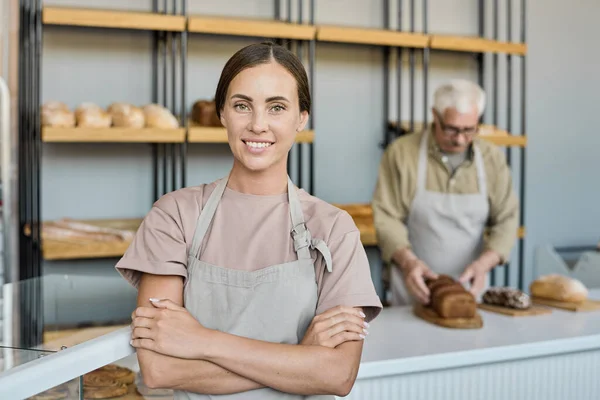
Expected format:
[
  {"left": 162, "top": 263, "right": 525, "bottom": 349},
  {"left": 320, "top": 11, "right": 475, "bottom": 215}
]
[
  {"left": 316, "top": 222, "right": 383, "bottom": 323},
  {"left": 115, "top": 194, "right": 188, "bottom": 289}
]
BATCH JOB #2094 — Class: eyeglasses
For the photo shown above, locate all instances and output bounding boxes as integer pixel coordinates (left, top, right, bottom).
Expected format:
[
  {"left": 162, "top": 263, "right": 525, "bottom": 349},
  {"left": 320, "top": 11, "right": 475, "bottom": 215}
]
[{"left": 434, "top": 112, "right": 479, "bottom": 138}]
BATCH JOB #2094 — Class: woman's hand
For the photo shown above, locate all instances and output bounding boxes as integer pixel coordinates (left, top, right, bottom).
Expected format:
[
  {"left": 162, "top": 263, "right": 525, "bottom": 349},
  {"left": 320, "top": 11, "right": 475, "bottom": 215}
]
[
  {"left": 300, "top": 306, "right": 368, "bottom": 348},
  {"left": 130, "top": 298, "right": 208, "bottom": 359}
]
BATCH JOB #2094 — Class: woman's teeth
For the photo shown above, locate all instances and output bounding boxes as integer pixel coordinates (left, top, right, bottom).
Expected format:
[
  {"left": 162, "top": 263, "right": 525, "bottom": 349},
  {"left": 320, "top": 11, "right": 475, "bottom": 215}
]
[{"left": 246, "top": 141, "right": 272, "bottom": 148}]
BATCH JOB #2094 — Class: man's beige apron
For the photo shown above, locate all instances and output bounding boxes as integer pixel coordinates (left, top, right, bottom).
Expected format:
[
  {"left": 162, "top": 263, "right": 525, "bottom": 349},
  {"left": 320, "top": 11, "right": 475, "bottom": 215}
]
[
  {"left": 177, "top": 176, "right": 335, "bottom": 399},
  {"left": 390, "top": 131, "right": 490, "bottom": 306}
]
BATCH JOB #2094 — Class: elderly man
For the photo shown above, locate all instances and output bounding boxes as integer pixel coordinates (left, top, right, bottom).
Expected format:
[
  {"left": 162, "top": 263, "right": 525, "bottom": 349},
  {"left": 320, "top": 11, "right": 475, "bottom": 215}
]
[{"left": 372, "top": 79, "right": 519, "bottom": 306}]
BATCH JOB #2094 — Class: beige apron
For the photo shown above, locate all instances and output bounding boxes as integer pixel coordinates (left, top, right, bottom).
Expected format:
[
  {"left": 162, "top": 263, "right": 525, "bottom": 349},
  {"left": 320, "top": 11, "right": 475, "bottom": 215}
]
[
  {"left": 390, "top": 130, "right": 490, "bottom": 306},
  {"left": 178, "top": 176, "right": 335, "bottom": 400}
]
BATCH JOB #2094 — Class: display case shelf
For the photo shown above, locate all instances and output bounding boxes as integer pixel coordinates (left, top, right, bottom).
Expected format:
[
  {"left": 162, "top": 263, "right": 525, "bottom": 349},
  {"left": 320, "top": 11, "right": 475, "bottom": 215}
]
[
  {"left": 188, "top": 126, "right": 315, "bottom": 144},
  {"left": 42, "top": 6, "right": 186, "bottom": 31},
  {"left": 188, "top": 16, "right": 316, "bottom": 40},
  {"left": 317, "top": 25, "right": 429, "bottom": 48},
  {"left": 42, "top": 127, "right": 186, "bottom": 143},
  {"left": 430, "top": 35, "right": 527, "bottom": 55}
]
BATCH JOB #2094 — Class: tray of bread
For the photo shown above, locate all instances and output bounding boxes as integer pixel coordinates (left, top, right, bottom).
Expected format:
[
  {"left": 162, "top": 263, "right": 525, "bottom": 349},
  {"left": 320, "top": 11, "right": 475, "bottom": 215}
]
[
  {"left": 478, "top": 287, "right": 552, "bottom": 316},
  {"left": 530, "top": 274, "right": 600, "bottom": 312},
  {"left": 413, "top": 275, "right": 483, "bottom": 329}
]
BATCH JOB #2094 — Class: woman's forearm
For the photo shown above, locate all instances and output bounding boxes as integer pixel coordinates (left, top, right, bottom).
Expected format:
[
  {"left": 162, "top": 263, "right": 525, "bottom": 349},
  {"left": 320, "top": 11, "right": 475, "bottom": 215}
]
[
  {"left": 137, "top": 348, "right": 264, "bottom": 394},
  {"left": 202, "top": 331, "right": 362, "bottom": 397}
]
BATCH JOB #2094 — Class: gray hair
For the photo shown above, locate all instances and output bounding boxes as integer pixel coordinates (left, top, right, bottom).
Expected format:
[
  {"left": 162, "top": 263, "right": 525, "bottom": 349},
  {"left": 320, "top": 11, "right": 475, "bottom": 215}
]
[{"left": 433, "top": 79, "right": 486, "bottom": 118}]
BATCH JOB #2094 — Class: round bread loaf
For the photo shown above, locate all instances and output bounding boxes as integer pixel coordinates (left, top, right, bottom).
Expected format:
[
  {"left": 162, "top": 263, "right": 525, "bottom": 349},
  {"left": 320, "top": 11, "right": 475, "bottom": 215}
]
[
  {"left": 530, "top": 274, "right": 588, "bottom": 303},
  {"left": 143, "top": 103, "right": 179, "bottom": 129},
  {"left": 108, "top": 102, "right": 145, "bottom": 128},
  {"left": 75, "top": 103, "right": 111, "bottom": 128}
]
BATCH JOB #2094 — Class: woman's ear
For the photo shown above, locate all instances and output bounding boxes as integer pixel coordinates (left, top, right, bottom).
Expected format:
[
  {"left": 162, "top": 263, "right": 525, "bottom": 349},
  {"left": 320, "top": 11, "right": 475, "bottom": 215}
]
[
  {"left": 219, "top": 110, "right": 227, "bottom": 128},
  {"left": 297, "top": 111, "right": 309, "bottom": 132}
]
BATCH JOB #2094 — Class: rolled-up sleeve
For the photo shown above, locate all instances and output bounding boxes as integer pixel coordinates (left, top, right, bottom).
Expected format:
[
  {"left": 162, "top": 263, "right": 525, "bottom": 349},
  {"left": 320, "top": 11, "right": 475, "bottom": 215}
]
[
  {"left": 372, "top": 145, "right": 411, "bottom": 264},
  {"left": 485, "top": 148, "right": 520, "bottom": 263},
  {"left": 115, "top": 194, "right": 188, "bottom": 289}
]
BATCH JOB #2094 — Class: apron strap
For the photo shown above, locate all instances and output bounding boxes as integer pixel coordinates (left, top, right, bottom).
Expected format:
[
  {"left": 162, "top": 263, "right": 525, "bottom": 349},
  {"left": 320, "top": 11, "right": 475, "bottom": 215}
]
[
  {"left": 416, "top": 130, "right": 430, "bottom": 192},
  {"left": 288, "top": 178, "right": 333, "bottom": 273},
  {"left": 188, "top": 176, "right": 228, "bottom": 262},
  {"left": 473, "top": 144, "right": 488, "bottom": 195}
]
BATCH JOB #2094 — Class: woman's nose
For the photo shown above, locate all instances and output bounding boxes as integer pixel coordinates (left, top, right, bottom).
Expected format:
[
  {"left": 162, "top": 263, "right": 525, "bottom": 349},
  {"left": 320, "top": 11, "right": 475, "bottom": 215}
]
[{"left": 249, "top": 110, "right": 268, "bottom": 133}]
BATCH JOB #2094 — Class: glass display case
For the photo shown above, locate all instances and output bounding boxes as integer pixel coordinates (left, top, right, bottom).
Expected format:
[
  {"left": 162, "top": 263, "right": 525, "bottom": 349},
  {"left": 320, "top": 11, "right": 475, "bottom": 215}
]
[{"left": 0, "top": 273, "right": 174, "bottom": 399}]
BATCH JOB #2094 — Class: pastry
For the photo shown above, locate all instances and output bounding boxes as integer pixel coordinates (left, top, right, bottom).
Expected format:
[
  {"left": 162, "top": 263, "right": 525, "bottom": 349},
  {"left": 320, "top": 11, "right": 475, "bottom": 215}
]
[
  {"left": 75, "top": 103, "right": 111, "bottom": 128},
  {"left": 426, "top": 275, "right": 476, "bottom": 318},
  {"left": 41, "top": 101, "right": 75, "bottom": 128},
  {"left": 530, "top": 274, "right": 588, "bottom": 303},
  {"left": 85, "top": 364, "right": 136, "bottom": 385},
  {"left": 482, "top": 287, "right": 531, "bottom": 309},
  {"left": 108, "top": 102, "right": 145, "bottom": 128},
  {"left": 191, "top": 99, "right": 222, "bottom": 127},
  {"left": 83, "top": 383, "right": 128, "bottom": 399},
  {"left": 28, "top": 386, "right": 69, "bottom": 400},
  {"left": 143, "top": 103, "right": 179, "bottom": 129}
]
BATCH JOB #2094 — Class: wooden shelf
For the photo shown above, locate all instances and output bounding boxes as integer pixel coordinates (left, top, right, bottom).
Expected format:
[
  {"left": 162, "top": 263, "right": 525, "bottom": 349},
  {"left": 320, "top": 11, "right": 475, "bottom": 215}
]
[
  {"left": 337, "top": 203, "right": 525, "bottom": 247},
  {"left": 42, "top": 127, "right": 186, "bottom": 143},
  {"left": 37, "top": 218, "right": 142, "bottom": 261},
  {"left": 317, "top": 25, "right": 429, "bottom": 48},
  {"left": 188, "top": 126, "right": 314, "bottom": 144},
  {"left": 430, "top": 35, "right": 527, "bottom": 55},
  {"left": 388, "top": 121, "right": 527, "bottom": 147},
  {"left": 42, "top": 6, "right": 186, "bottom": 31},
  {"left": 188, "top": 16, "right": 316, "bottom": 40}
]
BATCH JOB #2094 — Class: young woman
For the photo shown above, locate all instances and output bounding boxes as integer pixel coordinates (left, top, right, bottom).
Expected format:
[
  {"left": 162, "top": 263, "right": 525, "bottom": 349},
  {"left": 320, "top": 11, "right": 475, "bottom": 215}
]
[{"left": 116, "top": 42, "right": 382, "bottom": 399}]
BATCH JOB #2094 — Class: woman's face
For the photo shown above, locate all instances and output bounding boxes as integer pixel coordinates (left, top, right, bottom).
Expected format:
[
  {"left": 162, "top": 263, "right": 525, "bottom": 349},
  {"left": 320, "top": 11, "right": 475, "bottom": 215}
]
[{"left": 220, "top": 61, "right": 308, "bottom": 173}]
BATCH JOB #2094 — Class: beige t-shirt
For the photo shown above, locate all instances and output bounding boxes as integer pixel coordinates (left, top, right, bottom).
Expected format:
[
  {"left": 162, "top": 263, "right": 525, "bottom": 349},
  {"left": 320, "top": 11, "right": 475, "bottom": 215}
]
[{"left": 115, "top": 180, "right": 383, "bottom": 322}]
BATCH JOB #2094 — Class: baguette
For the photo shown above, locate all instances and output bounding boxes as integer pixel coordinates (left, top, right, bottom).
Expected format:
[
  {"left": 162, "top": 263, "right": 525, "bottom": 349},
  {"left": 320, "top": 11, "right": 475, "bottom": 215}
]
[{"left": 530, "top": 274, "right": 588, "bottom": 303}]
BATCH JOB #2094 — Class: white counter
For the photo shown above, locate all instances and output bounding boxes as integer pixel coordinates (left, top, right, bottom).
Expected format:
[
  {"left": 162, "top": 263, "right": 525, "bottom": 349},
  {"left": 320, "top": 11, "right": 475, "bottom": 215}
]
[
  {"left": 1, "top": 290, "right": 599, "bottom": 400},
  {"left": 348, "top": 288, "right": 600, "bottom": 400}
]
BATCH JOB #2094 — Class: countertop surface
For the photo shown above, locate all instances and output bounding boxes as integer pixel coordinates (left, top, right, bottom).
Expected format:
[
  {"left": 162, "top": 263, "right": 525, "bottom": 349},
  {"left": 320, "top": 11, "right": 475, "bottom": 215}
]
[{"left": 358, "top": 289, "right": 600, "bottom": 378}]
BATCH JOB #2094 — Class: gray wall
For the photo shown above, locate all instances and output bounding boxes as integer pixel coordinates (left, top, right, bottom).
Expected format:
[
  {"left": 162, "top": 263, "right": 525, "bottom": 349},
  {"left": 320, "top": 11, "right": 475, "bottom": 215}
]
[{"left": 37, "top": 0, "right": 599, "bottom": 321}]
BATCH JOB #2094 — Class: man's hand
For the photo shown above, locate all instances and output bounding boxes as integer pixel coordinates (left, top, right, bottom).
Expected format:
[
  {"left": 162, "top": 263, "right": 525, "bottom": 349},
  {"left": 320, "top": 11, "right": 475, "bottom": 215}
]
[
  {"left": 130, "top": 298, "right": 209, "bottom": 359},
  {"left": 400, "top": 259, "right": 438, "bottom": 304},
  {"left": 300, "top": 306, "right": 368, "bottom": 348},
  {"left": 459, "top": 250, "right": 502, "bottom": 297}
]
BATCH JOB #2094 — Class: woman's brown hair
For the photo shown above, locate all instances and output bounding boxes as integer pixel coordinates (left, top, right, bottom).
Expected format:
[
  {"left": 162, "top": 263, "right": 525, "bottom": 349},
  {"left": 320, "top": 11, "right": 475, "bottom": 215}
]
[{"left": 214, "top": 42, "right": 311, "bottom": 119}]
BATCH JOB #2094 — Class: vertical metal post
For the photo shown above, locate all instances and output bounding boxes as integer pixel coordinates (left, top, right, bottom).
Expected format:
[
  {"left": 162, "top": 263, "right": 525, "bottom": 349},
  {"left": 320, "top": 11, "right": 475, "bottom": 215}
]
[
  {"left": 490, "top": 0, "right": 499, "bottom": 288},
  {"left": 409, "top": 0, "right": 415, "bottom": 132},
  {"left": 151, "top": 0, "right": 159, "bottom": 201},
  {"left": 286, "top": 0, "right": 293, "bottom": 176},
  {"left": 161, "top": 0, "right": 168, "bottom": 195},
  {"left": 382, "top": 0, "right": 390, "bottom": 149},
  {"left": 422, "top": 0, "right": 429, "bottom": 126},
  {"left": 170, "top": 0, "right": 177, "bottom": 192},
  {"left": 518, "top": 0, "right": 527, "bottom": 291},
  {"left": 477, "top": 0, "right": 485, "bottom": 91},
  {"left": 394, "top": 0, "right": 403, "bottom": 143},
  {"left": 505, "top": 0, "right": 513, "bottom": 287},
  {"left": 180, "top": 0, "right": 187, "bottom": 189},
  {"left": 308, "top": 0, "right": 315, "bottom": 195},
  {"left": 296, "top": 0, "right": 303, "bottom": 189}
]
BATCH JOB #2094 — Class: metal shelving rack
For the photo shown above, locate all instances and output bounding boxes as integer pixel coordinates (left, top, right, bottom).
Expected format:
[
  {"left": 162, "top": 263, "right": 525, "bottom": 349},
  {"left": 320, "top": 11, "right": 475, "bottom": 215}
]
[{"left": 15, "top": 0, "right": 528, "bottom": 345}]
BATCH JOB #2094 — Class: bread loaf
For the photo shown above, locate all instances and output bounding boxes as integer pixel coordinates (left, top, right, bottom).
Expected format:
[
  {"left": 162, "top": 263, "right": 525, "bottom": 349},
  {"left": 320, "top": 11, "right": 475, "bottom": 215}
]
[
  {"left": 426, "top": 275, "right": 476, "bottom": 318},
  {"left": 75, "top": 103, "right": 111, "bottom": 128},
  {"left": 108, "top": 102, "right": 145, "bottom": 128},
  {"left": 143, "top": 103, "right": 179, "bottom": 129},
  {"left": 530, "top": 274, "right": 588, "bottom": 303},
  {"left": 482, "top": 287, "right": 531, "bottom": 309},
  {"left": 41, "top": 101, "right": 75, "bottom": 128},
  {"left": 191, "top": 99, "right": 222, "bottom": 127}
]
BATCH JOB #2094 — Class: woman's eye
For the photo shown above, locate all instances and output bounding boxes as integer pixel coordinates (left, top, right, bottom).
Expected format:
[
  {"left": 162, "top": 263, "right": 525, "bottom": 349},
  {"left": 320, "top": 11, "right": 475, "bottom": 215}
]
[
  {"left": 271, "top": 105, "right": 285, "bottom": 112},
  {"left": 234, "top": 103, "right": 249, "bottom": 111}
]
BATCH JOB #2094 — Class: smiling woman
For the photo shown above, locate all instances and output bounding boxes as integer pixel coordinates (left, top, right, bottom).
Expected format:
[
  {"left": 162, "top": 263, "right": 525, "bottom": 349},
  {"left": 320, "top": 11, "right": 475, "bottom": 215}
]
[{"left": 114, "top": 42, "right": 382, "bottom": 400}]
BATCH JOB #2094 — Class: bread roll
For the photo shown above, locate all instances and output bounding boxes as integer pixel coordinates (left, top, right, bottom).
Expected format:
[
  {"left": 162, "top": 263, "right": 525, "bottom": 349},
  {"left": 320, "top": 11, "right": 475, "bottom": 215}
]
[
  {"left": 191, "top": 99, "right": 222, "bottom": 127},
  {"left": 530, "top": 274, "right": 588, "bottom": 303},
  {"left": 41, "top": 102, "right": 75, "bottom": 128},
  {"left": 75, "top": 103, "right": 111, "bottom": 128},
  {"left": 143, "top": 103, "right": 179, "bottom": 129},
  {"left": 108, "top": 102, "right": 145, "bottom": 128}
]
